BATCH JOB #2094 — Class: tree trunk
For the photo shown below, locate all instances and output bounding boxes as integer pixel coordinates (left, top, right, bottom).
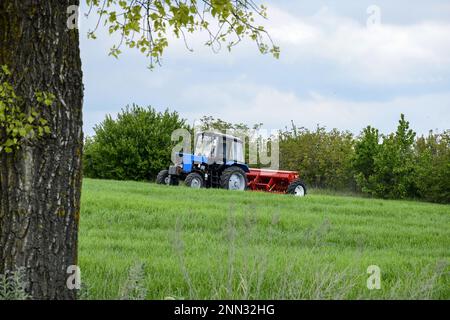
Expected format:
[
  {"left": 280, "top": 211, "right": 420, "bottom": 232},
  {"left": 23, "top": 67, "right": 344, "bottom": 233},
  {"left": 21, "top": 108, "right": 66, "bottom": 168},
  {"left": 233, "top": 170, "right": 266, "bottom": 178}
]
[{"left": 0, "top": 1, "right": 83, "bottom": 299}]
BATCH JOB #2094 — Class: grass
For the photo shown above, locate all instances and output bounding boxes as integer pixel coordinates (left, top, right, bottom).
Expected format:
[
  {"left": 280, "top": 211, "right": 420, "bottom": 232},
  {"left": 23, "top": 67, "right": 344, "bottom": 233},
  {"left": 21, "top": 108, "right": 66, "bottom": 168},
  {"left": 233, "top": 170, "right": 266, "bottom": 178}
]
[{"left": 79, "top": 178, "right": 450, "bottom": 299}]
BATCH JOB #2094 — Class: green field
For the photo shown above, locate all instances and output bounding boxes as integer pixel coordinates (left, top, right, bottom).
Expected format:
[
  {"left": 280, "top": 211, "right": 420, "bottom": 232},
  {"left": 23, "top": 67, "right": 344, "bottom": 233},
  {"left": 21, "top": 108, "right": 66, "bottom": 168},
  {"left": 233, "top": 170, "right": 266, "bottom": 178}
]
[{"left": 79, "top": 178, "right": 450, "bottom": 299}]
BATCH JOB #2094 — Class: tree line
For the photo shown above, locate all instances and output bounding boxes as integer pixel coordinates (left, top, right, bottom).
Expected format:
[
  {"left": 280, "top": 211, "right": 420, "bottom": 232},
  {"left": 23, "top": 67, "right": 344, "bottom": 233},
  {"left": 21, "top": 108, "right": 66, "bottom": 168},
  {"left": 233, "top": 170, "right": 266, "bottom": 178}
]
[
  {"left": 279, "top": 115, "right": 449, "bottom": 203},
  {"left": 84, "top": 105, "right": 449, "bottom": 204}
]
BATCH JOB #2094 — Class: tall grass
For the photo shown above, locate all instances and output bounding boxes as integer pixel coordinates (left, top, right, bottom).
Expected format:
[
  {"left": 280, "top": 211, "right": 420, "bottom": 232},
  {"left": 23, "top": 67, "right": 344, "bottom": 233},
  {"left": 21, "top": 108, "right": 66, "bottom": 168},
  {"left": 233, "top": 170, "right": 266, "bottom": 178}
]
[
  {"left": 0, "top": 268, "right": 30, "bottom": 300},
  {"left": 79, "top": 179, "right": 450, "bottom": 299}
]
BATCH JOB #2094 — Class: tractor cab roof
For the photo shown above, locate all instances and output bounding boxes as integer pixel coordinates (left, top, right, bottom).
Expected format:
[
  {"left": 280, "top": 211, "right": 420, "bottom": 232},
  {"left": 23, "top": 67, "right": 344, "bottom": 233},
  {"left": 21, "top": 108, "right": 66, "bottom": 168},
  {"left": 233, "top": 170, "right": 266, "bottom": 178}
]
[{"left": 196, "top": 131, "right": 243, "bottom": 143}]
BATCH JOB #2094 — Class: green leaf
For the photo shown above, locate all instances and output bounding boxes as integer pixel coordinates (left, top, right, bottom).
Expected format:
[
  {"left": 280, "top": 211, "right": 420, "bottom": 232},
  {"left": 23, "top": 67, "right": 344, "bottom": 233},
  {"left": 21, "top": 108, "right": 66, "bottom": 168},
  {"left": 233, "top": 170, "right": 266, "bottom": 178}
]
[
  {"left": 1, "top": 65, "right": 11, "bottom": 75},
  {"left": 19, "top": 128, "right": 27, "bottom": 137}
]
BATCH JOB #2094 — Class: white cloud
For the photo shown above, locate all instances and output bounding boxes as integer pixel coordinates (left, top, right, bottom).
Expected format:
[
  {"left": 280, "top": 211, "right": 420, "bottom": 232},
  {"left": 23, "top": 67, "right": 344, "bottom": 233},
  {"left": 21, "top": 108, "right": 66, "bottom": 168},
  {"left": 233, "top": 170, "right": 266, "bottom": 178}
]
[
  {"left": 80, "top": 3, "right": 450, "bottom": 85},
  {"left": 265, "top": 6, "right": 450, "bottom": 84},
  {"left": 177, "top": 80, "right": 450, "bottom": 135},
  {"left": 146, "top": 4, "right": 450, "bottom": 85}
]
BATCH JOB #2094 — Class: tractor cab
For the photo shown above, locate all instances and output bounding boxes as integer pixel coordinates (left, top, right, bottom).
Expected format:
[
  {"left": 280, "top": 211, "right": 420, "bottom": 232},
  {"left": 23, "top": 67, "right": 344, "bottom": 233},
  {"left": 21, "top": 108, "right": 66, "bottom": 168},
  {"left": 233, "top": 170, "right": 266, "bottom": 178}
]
[{"left": 194, "top": 132, "right": 245, "bottom": 164}]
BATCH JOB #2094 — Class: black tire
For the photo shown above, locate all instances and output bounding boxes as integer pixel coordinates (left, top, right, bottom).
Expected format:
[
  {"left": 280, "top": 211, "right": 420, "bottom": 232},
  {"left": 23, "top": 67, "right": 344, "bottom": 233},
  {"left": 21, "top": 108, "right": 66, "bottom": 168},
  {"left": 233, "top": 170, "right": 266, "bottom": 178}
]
[
  {"left": 220, "top": 166, "right": 248, "bottom": 191},
  {"left": 156, "top": 169, "right": 169, "bottom": 185},
  {"left": 286, "top": 179, "right": 307, "bottom": 196},
  {"left": 185, "top": 172, "right": 204, "bottom": 188},
  {"left": 169, "top": 176, "right": 179, "bottom": 186}
]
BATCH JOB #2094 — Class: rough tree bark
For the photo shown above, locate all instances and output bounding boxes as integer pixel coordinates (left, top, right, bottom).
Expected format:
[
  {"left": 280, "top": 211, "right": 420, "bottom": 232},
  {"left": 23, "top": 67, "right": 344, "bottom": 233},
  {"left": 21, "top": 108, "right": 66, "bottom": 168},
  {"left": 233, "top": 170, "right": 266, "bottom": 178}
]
[{"left": 0, "top": 1, "right": 83, "bottom": 299}]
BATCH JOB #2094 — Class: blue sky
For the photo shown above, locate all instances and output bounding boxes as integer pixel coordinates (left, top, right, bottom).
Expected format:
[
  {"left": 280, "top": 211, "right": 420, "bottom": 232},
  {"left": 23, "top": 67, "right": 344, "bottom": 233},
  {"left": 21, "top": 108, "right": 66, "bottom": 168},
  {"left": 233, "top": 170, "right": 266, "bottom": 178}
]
[{"left": 79, "top": 1, "right": 450, "bottom": 136}]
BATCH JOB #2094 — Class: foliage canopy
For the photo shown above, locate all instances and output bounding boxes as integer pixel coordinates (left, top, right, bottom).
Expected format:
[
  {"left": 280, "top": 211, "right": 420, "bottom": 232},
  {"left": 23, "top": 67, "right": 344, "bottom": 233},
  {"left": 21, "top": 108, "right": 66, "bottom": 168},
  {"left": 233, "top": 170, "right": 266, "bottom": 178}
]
[
  {"left": 0, "top": 66, "right": 53, "bottom": 153},
  {"left": 86, "top": 0, "right": 279, "bottom": 68}
]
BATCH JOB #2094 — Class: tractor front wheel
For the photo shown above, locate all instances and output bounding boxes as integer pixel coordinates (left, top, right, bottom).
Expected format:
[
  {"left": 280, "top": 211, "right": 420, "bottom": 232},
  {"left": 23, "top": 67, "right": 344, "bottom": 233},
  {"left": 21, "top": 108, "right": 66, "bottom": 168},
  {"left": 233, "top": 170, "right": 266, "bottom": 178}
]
[
  {"left": 156, "top": 170, "right": 170, "bottom": 185},
  {"left": 185, "top": 172, "right": 204, "bottom": 188},
  {"left": 221, "top": 167, "right": 248, "bottom": 191},
  {"left": 286, "top": 179, "right": 307, "bottom": 197},
  {"left": 156, "top": 169, "right": 179, "bottom": 185}
]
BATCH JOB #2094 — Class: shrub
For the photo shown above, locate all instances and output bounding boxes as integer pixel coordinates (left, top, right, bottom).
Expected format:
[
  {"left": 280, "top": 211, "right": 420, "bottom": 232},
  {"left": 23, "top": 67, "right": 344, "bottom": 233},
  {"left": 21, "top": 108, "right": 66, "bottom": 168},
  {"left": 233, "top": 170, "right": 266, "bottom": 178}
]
[
  {"left": 83, "top": 105, "right": 187, "bottom": 181},
  {"left": 280, "top": 126, "right": 355, "bottom": 190},
  {"left": 353, "top": 114, "right": 418, "bottom": 199},
  {"left": 414, "top": 131, "right": 450, "bottom": 203},
  {"left": 352, "top": 126, "right": 380, "bottom": 193}
]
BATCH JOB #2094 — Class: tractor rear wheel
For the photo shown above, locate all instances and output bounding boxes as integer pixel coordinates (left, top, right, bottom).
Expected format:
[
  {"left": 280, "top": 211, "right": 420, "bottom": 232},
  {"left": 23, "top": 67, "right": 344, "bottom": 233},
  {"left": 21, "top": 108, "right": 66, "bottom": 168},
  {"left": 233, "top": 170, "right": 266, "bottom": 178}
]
[
  {"left": 156, "top": 169, "right": 169, "bottom": 185},
  {"left": 185, "top": 172, "right": 204, "bottom": 188},
  {"left": 221, "top": 167, "right": 248, "bottom": 191},
  {"left": 287, "top": 179, "right": 307, "bottom": 197}
]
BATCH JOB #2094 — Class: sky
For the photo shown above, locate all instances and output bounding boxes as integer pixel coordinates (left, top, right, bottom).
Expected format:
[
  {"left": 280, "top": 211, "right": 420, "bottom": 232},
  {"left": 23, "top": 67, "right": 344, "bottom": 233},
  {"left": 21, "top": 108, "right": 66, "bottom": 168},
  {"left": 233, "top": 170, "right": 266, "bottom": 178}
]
[{"left": 79, "top": 0, "right": 450, "bottom": 137}]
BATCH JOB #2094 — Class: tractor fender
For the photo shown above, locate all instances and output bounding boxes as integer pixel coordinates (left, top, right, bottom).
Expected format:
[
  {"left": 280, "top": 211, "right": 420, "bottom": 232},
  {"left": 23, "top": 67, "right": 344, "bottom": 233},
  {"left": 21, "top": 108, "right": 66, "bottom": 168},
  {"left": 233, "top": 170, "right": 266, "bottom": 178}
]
[{"left": 224, "top": 162, "right": 250, "bottom": 173}]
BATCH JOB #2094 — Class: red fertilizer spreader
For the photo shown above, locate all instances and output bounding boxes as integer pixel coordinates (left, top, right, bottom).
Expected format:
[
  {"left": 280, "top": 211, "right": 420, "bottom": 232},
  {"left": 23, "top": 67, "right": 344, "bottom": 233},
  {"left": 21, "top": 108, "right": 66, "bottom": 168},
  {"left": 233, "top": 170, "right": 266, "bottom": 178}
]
[{"left": 247, "top": 168, "right": 306, "bottom": 196}]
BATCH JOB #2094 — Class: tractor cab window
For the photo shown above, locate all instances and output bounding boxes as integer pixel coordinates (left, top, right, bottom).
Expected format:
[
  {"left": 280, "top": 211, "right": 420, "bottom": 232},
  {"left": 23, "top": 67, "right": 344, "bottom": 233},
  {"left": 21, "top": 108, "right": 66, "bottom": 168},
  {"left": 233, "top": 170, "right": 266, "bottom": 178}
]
[
  {"left": 195, "top": 134, "right": 218, "bottom": 158},
  {"left": 226, "top": 139, "right": 244, "bottom": 163},
  {"left": 235, "top": 140, "right": 244, "bottom": 162}
]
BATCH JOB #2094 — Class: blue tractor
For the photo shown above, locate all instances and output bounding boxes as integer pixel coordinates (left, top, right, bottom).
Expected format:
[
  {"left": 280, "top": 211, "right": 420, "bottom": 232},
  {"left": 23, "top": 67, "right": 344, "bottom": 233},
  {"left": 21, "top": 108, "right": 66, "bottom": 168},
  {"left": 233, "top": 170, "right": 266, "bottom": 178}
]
[{"left": 156, "top": 131, "right": 249, "bottom": 190}]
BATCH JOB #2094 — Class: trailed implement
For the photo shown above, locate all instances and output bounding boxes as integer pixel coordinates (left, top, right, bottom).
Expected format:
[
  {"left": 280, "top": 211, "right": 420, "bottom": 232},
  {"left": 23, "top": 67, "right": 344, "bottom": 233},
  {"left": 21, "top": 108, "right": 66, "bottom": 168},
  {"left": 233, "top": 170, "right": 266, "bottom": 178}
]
[{"left": 247, "top": 168, "right": 306, "bottom": 196}]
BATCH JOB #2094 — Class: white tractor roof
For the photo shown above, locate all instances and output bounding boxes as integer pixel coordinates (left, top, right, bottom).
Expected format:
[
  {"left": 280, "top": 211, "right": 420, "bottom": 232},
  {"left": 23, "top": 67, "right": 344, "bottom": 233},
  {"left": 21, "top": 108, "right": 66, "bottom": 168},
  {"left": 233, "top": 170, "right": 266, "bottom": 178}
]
[{"left": 196, "top": 131, "right": 243, "bottom": 143}]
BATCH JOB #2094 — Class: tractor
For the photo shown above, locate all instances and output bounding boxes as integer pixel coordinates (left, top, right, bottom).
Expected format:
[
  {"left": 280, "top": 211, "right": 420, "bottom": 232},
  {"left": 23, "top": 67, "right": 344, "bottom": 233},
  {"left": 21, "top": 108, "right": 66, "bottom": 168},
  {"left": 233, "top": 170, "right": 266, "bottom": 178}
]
[{"left": 156, "top": 131, "right": 307, "bottom": 196}]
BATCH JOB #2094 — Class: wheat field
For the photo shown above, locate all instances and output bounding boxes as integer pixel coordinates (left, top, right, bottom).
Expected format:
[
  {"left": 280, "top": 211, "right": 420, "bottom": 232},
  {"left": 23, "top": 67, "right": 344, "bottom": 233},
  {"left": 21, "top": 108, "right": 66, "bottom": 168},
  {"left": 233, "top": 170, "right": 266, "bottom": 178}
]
[{"left": 79, "top": 179, "right": 450, "bottom": 299}]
